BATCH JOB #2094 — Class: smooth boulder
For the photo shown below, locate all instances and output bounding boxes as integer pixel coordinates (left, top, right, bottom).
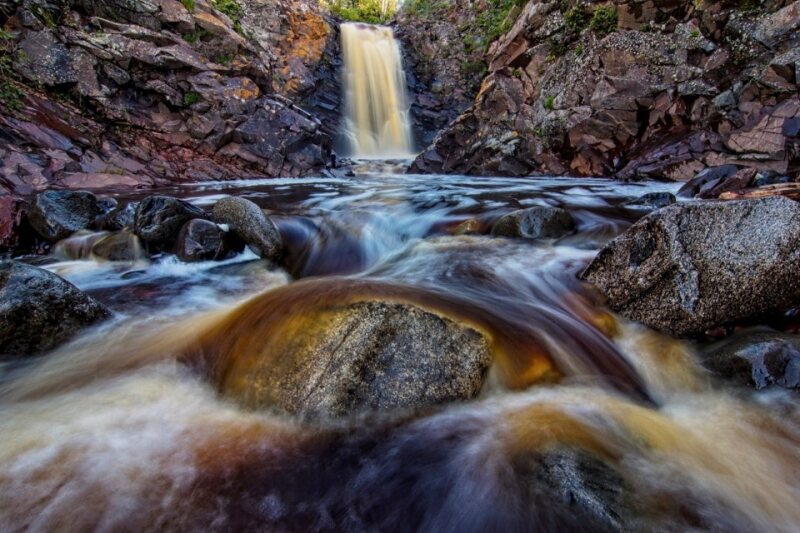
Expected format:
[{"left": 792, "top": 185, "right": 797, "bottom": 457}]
[
  {"left": 174, "top": 219, "right": 241, "bottom": 262},
  {"left": 218, "top": 300, "right": 492, "bottom": 419},
  {"left": 91, "top": 231, "right": 145, "bottom": 262},
  {"left": 27, "top": 190, "right": 100, "bottom": 242},
  {"left": 0, "top": 261, "right": 110, "bottom": 358},
  {"left": 134, "top": 196, "right": 206, "bottom": 251},
  {"left": 212, "top": 196, "right": 282, "bottom": 261},
  {"left": 702, "top": 331, "right": 800, "bottom": 390},
  {"left": 491, "top": 206, "right": 576, "bottom": 240},
  {"left": 581, "top": 197, "right": 800, "bottom": 337}
]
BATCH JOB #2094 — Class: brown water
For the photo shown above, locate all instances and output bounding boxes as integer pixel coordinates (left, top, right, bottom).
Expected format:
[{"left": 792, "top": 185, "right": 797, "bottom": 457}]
[{"left": 1, "top": 171, "right": 798, "bottom": 531}]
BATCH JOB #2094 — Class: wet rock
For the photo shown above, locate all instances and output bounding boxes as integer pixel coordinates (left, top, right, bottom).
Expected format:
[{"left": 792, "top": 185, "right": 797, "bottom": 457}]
[
  {"left": 27, "top": 190, "right": 100, "bottom": 242},
  {"left": 134, "top": 196, "right": 206, "bottom": 251},
  {"left": 212, "top": 196, "right": 282, "bottom": 261},
  {"left": 491, "top": 206, "right": 576, "bottom": 240},
  {"left": 95, "top": 202, "right": 137, "bottom": 231},
  {"left": 702, "top": 331, "right": 800, "bottom": 390},
  {"left": 753, "top": 171, "right": 792, "bottom": 188},
  {"left": 174, "top": 218, "right": 240, "bottom": 262},
  {"left": 53, "top": 231, "right": 108, "bottom": 260},
  {"left": 581, "top": 197, "right": 800, "bottom": 337},
  {"left": 623, "top": 192, "right": 676, "bottom": 210},
  {"left": 0, "top": 261, "right": 110, "bottom": 358},
  {"left": 219, "top": 300, "right": 492, "bottom": 419},
  {"left": 91, "top": 230, "right": 145, "bottom": 262},
  {"left": 0, "top": 195, "right": 30, "bottom": 251}
]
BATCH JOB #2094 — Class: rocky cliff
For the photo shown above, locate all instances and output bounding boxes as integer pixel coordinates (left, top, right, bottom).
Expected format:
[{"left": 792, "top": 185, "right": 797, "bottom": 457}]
[
  {"left": 0, "top": 0, "right": 340, "bottom": 249},
  {"left": 406, "top": 0, "right": 799, "bottom": 180}
]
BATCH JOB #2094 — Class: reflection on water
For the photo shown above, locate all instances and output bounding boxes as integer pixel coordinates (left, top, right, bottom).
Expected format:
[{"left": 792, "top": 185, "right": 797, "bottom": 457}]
[{"left": 2, "top": 172, "right": 798, "bottom": 531}]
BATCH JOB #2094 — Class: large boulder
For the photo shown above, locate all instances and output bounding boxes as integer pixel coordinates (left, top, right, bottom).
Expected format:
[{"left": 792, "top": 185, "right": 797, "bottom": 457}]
[
  {"left": 581, "top": 197, "right": 800, "bottom": 337},
  {"left": 0, "top": 261, "right": 110, "bottom": 359},
  {"left": 491, "top": 206, "right": 576, "bottom": 239},
  {"left": 134, "top": 196, "right": 206, "bottom": 251},
  {"left": 218, "top": 300, "right": 492, "bottom": 419},
  {"left": 702, "top": 331, "right": 800, "bottom": 390},
  {"left": 91, "top": 231, "right": 145, "bottom": 262},
  {"left": 27, "top": 190, "right": 100, "bottom": 242},
  {"left": 174, "top": 218, "right": 241, "bottom": 262},
  {"left": 212, "top": 196, "right": 282, "bottom": 261}
]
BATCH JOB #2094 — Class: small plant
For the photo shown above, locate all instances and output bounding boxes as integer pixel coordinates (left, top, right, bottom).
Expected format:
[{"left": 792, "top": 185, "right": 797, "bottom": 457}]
[
  {"left": 512, "top": 67, "right": 523, "bottom": 78},
  {"left": 690, "top": 28, "right": 701, "bottom": 38},
  {"left": 462, "top": 60, "right": 487, "bottom": 77},
  {"left": 589, "top": 7, "right": 617, "bottom": 36},
  {"left": 0, "top": 29, "right": 25, "bottom": 111},
  {"left": 575, "top": 43, "right": 584, "bottom": 56},
  {"left": 214, "top": 53, "right": 234, "bottom": 65},
  {"left": 212, "top": 0, "right": 244, "bottom": 22},
  {"left": 547, "top": 38, "right": 567, "bottom": 59},
  {"left": 564, "top": 4, "right": 591, "bottom": 33},
  {"left": 183, "top": 27, "right": 208, "bottom": 43},
  {"left": 183, "top": 91, "right": 201, "bottom": 106},
  {"left": 559, "top": 0, "right": 570, "bottom": 13},
  {"left": 181, "top": 0, "right": 196, "bottom": 11},
  {"left": 543, "top": 95, "right": 555, "bottom": 111}
]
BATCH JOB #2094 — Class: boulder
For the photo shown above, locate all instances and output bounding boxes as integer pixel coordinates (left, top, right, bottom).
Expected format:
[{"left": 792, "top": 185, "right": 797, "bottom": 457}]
[
  {"left": 0, "top": 261, "right": 110, "bottom": 358},
  {"left": 174, "top": 218, "right": 241, "bottom": 262},
  {"left": 95, "top": 202, "right": 137, "bottom": 231},
  {"left": 212, "top": 196, "right": 282, "bottom": 261},
  {"left": 218, "top": 300, "right": 492, "bottom": 419},
  {"left": 491, "top": 206, "right": 576, "bottom": 240},
  {"left": 27, "top": 190, "right": 100, "bottom": 242},
  {"left": 134, "top": 196, "right": 206, "bottom": 251},
  {"left": 702, "top": 331, "right": 800, "bottom": 390},
  {"left": 91, "top": 230, "right": 145, "bottom": 262},
  {"left": 581, "top": 197, "right": 800, "bottom": 337}
]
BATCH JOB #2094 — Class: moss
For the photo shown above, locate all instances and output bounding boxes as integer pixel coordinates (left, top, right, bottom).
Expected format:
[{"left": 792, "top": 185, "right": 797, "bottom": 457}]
[
  {"left": 575, "top": 43, "right": 584, "bottom": 56},
  {"left": 0, "top": 29, "right": 25, "bottom": 111},
  {"left": 214, "top": 53, "right": 234, "bottom": 65},
  {"left": 589, "top": 7, "right": 617, "bottom": 36},
  {"left": 462, "top": 60, "right": 487, "bottom": 78},
  {"left": 181, "top": 0, "right": 196, "bottom": 11},
  {"left": 183, "top": 91, "right": 201, "bottom": 106},
  {"left": 212, "top": 0, "right": 244, "bottom": 23},
  {"left": 543, "top": 95, "right": 555, "bottom": 110},
  {"left": 690, "top": 28, "right": 701, "bottom": 38},
  {"left": 564, "top": 4, "right": 591, "bottom": 33},
  {"left": 182, "top": 27, "right": 208, "bottom": 43}
]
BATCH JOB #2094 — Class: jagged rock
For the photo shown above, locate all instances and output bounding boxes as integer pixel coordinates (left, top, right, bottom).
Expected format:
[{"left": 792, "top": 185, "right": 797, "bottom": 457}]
[
  {"left": 0, "top": 261, "right": 110, "bottom": 358},
  {"left": 702, "top": 330, "right": 800, "bottom": 390},
  {"left": 212, "top": 196, "right": 282, "bottom": 261},
  {"left": 623, "top": 192, "right": 676, "bottom": 210},
  {"left": 174, "top": 218, "right": 240, "bottom": 262},
  {"left": 677, "top": 165, "right": 757, "bottom": 199},
  {"left": 0, "top": 195, "right": 29, "bottom": 251},
  {"left": 27, "top": 190, "right": 100, "bottom": 242},
  {"left": 581, "top": 197, "right": 800, "bottom": 337},
  {"left": 218, "top": 300, "right": 492, "bottom": 418},
  {"left": 491, "top": 206, "right": 576, "bottom": 239},
  {"left": 91, "top": 230, "right": 145, "bottom": 262},
  {"left": 134, "top": 195, "right": 206, "bottom": 251},
  {"left": 95, "top": 202, "right": 137, "bottom": 231}
]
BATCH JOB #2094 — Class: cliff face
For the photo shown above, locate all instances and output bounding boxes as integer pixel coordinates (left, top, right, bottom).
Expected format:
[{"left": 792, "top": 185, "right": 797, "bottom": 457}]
[{"left": 406, "top": 0, "right": 800, "bottom": 180}]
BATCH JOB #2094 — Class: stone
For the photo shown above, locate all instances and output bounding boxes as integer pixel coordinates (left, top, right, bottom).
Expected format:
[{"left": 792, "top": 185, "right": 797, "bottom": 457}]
[
  {"left": 174, "top": 218, "right": 240, "bottom": 262},
  {"left": 0, "top": 261, "right": 110, "bottom": 358},
  {"left": 623, "top": 192, "right": 676, "bottom": 210},
  {"left": 212, "top": 196, "right": 282, "bottom": 261},
  {"left": 91, "top": 230, "right": 145, "bottom": 262},
  {"left": 218, "top": 300, "right": 492, "bottom": 419},
  {"left": 581, "top": 197, "right": 800, "bottom": 337},
  {"left": 27, "top": 190, "right": 100, "bottom": 242},
  {"left": 134, "top": 195, "right": 206, "bottom": 251},
  {"left": 491, "top": 206, "right": 576, "bottom": 240},
  {"left": 702, "top": 330, "right": 800, "bottom": 390},
  {"left": 95, "top": 202, "right": 137, "bottom": 231},
  {"left": 677, "top": 165, "right": 739, "bottom": 198}
]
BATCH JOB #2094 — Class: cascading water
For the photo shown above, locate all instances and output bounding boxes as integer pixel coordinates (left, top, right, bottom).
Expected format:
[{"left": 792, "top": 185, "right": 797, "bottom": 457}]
[{"left": 340, "top": 23, "right": 414, "bottom": 159}]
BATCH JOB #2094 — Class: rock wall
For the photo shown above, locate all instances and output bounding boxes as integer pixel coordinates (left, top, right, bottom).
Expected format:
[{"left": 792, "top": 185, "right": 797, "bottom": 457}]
[
  {"left": 0, "top": 0, "right": 341, "bottom": 250},
  {"left": 408, "top": 0, "right": 800, "bottom": 179}
]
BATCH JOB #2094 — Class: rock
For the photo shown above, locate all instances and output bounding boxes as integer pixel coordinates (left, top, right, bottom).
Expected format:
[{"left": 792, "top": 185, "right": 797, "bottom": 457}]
[
  {"left": 0, "top": 195, "right": 29, "bottom": 251},
  {"left": 491, "top": 206, "right": 576, "bottom": 239},
  {"left": 95, "top": 202, "right": 137, "bottom": 231},
  {"left": 702, "top": 330, "right": 800, "bottom": 390},
  {"left": 678, "top": 165, "right": 757, "bottom": 199},
  {"left": 218, "top": 300, "right": 492, "bottom": 419},
  {"left": 0, "top": 261, "right": 110, "bottom": 358},
  {"left": 91, "top": 230, "right": 145, "bottom": 262},
  {"left": 623, "top": 192, "right": 676, "bottom": 210},
  {"left": 212, "top": 196, "right": 282, "bottom": 261},
  {"left": 581, "top": 197, "right": 800, "bottom": 337},
  {"left": 27, "top": 190, "right": 100, "bottom": 242},
  {"left": 174, "top": 218, "right": 241, "bottom": 262},
  {"left": 134, "top": 196, "right": 206, "bottom": 251}
]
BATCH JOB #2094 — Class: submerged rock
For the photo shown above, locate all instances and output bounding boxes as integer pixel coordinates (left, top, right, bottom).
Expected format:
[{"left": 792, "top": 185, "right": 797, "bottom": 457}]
[
  {"left": 581, "top": 197, "right": 800, "bottom": 337},
  {"left": 218, "top": 300, "right": 492, "bottom": 419},
  {"left": 91, "top": 230, "right": 144, "bottom": 262},
  {"left": 491, "top": 206, "right": 576, "bottom": 240},
  {"left": 623, "top": 192, "right": 676, "bottom": 211},
  {"left": 212, "top": 197, "right": 282, "bottom": 261},
  {"left": 174, "top": 219, "right": 241, "bottom": 262},
  {"left": 702, "top": 331, "right": 800, "bottom": 390},
  {"left": 0, "top": 261, "right": 110, "bottom": 359},
  {"left": 134, "top": 196, "right": 206, "bottom": 251},
  {"left": 27, "top": 190, "right": 100, "bottom": 242}
]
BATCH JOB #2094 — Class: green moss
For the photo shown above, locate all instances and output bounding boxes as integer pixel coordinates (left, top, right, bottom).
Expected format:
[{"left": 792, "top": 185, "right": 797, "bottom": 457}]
[
  {"left": 690, "top": 28, "right": 701, "bottom": 38},
  {"left": 214, "top": 53, "right": 234, "bottom": 65},
  {"left": 589, "top": 6, "right": 617, "bottom": 36},
  {"left": 543, "top": 95, "right": 555, "bottom": 110},
  {"left": 564, "top": 4, "right": 591, "bottom": 33},
  {"left": 212, "top": 0, "right": 244, "bottom": 23},
  {"left": 183, "top": 91, "right": 201, "bottom": 106},
  {"left": 182, "top": 27, "right": 208, "bottom": 43},
  {"left": 181, "top": 0, "right": 196, "bottom": 11},
  {"left": 0, "top": 29, "right": 25, "bottom": 111},
  {"left": 575, "top": 43, "right": 584, "bottom": 56}
]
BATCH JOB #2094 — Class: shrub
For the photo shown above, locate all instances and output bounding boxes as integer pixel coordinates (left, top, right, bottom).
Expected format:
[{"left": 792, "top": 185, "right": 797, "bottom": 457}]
[
  {"left": 564, "top": 4, "right": 590, "bottom": 33},
  {"left": 0, "top": 29, "right": 24, "bottom": 111},
  {"left": 212, "top": 0, "right": 244, "bottom": 23},
  {"left": 181, "top": 0, "right": 196, "bottom": 11},
  {"left": 183, "top": 91, "right": 201, "bottom": 106},
  {"left": 589, "top": 7, "right": 617, "bottom": 36},
  {"left": 543, "top": 95, "right": 555, "bottom": 110}
]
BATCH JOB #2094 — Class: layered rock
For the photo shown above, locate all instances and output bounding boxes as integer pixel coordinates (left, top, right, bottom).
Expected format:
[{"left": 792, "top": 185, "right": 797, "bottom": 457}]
[
  {"left": 581, "top": 197, "right": 800, "bottom": 337},
  {"left": 409, "top": 0, "right": 800, "bottom": 181}
]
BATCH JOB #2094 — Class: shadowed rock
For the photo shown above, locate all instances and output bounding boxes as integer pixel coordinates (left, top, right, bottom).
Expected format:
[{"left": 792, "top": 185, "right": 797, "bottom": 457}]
[
  {"left": 581, "top": 197, "right": 800, "bottom": 336},
  {"left": 174, "top": 218, "right": 242, "bottom": 262},
  {"left": 702, "top": 330, "right": 800, "bottom": 390},
  {"left": 212, "top": 196, "right": 282, "bottom": 261},
  {"left": 0, "top": 261, "right": 110, "bottom": 359},
  {"left": 27, "top": 190, "right": 100, "bottom": 242},
  {"left": 623, "top": 192, "right": 676, "bottom": 211},
  {"left": 91, "top": 230, "right": 145, "bottom": 262},
  {"left": 491, "top": 206, "right": 576, "bottom": 240},
  {"left": 134, "top": 196, "right": 206, "bottom": 252}
]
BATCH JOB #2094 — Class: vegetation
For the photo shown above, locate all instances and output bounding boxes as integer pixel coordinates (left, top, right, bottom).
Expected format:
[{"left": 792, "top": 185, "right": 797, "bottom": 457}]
[
  {"left": 0, "top": 29, "right": 24, "bottom": 111},
  {"left": 325, "top": 0, "right": 398, "bottom": 23},
  {"left": 589, "top": 7, "right": 617, "bottom": 36},
  {"left": 183, "top": 27, "right": 208, "bottom": 43},
  {"left": 476, "top": 0, "right": 527, "bottom": 44},
  {"left": 211, "top": 0, "right": 245, "bottom": 33},
  {"left": 181, "top": 0, "right": 196, "bottom": 12},
  {"left": 564, "top": 4, "right": 591, "bottom": 33},
  {"left": 183, "top": 91, "right": 201, "bottom": 106},
  {"left": 543, "top": 95, "right": 555, "bottom": 110}
]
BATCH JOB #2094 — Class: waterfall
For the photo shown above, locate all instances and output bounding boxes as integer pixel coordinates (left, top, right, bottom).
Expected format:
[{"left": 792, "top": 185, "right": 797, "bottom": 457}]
[{"left": 340, "top": 22, "right": 414, "bottom": 159}]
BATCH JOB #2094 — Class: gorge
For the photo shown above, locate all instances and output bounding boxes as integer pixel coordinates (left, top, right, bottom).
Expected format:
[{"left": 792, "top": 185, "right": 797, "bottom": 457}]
[{"left": 0, "top": 0, "right": 799, "bottom": 531}]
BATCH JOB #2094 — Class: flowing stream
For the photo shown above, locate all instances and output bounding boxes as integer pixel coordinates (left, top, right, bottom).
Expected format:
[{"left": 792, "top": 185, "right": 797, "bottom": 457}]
[{"left": 0, "top": 171, "right": 798, "bottom": 531}]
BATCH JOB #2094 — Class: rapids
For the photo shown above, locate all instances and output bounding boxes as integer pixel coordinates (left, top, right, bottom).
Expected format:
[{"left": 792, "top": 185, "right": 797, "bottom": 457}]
[{"left": 1, "top": 171, "right": 799, "bottom": 531}]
